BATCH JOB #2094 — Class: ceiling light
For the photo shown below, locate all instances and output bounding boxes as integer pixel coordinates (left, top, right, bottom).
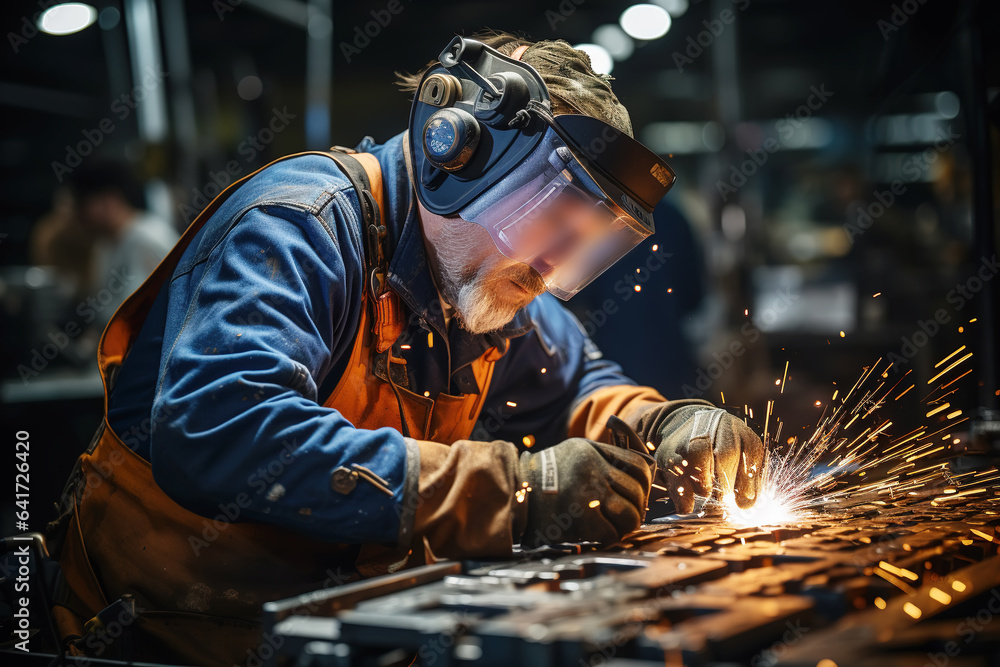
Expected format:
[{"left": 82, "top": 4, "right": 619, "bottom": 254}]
[
  {"left": 592, "top": 24, "right": 634, "bottom": 60},
  {"left": 620, "top": 4, "right": 672, "bottom": 41},
  {"left": 38, "top": 3, "right": 98, "bottom": 36},
  {"left": 573, "top": 43, "right": 614, "bottom": 75}
]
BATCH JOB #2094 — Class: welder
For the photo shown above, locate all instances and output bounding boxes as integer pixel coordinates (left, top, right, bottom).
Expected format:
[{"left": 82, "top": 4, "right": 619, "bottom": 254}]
[{"left": 47, "top": 31, "right": 764, "bottom": 665}]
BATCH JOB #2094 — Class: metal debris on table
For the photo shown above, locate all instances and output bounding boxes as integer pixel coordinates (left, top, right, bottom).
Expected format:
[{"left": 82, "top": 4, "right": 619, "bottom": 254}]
[{"left": 261, "top": 489, "right": 1000, "bottom": 666}]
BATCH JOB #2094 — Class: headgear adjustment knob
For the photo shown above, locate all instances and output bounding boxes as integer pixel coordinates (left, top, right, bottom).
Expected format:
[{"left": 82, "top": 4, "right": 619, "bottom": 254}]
[
  {"left": 421, "top": 108, "right": 481, "bottom": 172},
  {"left": 475, "top": 72, "right": 530, "bottom": 127}
]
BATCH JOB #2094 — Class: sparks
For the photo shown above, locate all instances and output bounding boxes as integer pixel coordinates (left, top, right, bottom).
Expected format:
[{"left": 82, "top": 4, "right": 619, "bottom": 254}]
[{"left": 682, "top": 352, "right": 999, "bottom": 530}]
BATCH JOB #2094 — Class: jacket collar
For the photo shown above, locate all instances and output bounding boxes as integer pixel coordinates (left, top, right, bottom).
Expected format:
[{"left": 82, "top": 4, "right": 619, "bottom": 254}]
[{"left": 360, "top": 132, "right": 535, "bottom": 348}]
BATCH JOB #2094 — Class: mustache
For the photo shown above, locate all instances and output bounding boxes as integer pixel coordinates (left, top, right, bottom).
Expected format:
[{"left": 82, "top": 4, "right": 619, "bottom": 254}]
[{"left": 505, "top": 265, "right": 546, "bottom": 295}]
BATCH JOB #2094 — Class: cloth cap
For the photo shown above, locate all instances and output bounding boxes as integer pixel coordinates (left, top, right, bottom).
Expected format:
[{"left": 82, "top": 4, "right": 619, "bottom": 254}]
[{"left": 513, "top": 40, "right": 633, "bottom": 139}]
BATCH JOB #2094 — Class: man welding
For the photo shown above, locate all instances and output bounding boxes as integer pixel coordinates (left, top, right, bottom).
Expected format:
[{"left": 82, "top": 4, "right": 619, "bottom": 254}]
[{"left": 48, "top": 32, "right": 763, "bottom": 665}]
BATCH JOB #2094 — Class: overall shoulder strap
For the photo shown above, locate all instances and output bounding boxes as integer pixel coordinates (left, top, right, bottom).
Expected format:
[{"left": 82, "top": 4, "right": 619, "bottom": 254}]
[
  {"left": 325, "top": 150, "right": 386, "bottom": 294},
  {"left": 325, "top": 148, "right": 405, "bottom": 353}
]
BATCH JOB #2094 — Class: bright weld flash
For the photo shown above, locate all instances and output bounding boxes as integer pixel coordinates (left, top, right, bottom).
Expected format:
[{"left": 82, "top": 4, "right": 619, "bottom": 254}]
[{"left": 721, "top": 490, "right": 800, "bottom": 527}]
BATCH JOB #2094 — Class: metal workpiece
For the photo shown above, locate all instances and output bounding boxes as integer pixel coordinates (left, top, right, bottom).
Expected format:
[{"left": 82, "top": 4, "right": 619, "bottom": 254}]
[
  {"left": 773, "top": 555, "right": 1000, "bottom": 667},
  {"left": 261, "top": 493, "right": 1000, "bottom": 666}
]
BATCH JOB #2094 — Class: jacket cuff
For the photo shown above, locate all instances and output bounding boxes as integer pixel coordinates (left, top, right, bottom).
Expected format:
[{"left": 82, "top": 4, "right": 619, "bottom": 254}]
[
  {"left": 567, "top": 384, "right": 668, "bottom": 443},
  {"left": 406, "top": 438, "right": 523, "bottom": 559}
]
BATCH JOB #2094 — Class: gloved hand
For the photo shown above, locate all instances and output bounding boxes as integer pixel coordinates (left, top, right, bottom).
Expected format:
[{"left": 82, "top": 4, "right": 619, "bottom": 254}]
[
  {"left": 654, "top": 407, "right": 764, "bottom": 513},
  {"left": 516, "top": 438, "right": 652, "bottom": 548}
]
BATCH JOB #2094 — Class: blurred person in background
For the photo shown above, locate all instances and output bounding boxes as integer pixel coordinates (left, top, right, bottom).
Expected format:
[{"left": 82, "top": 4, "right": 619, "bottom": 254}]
[
  {"left": 29, "top": 186, "right": 97, "bottom": 299},
  {"left": 68, "top": 159, "right": 178, "bottom": 335}
]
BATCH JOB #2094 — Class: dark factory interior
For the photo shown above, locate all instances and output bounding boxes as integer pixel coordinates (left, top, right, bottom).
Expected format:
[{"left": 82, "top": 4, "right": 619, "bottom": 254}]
[{"left": 1, "top": 0, "right": 999, "bottom": 665}]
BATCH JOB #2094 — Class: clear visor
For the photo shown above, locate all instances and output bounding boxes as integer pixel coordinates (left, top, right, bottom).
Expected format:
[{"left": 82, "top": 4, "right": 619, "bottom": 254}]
[{"left": 459, "top": 165, "right": 652, "bottom": 300}]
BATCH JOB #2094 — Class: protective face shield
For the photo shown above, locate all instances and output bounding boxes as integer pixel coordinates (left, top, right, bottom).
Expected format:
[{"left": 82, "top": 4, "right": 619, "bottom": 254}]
[
  {"left": 457, "top": 109, "right": 659, "bottom": 299},
  {"left": 409, "top": 37, "right": 676, "bottom": 300}
]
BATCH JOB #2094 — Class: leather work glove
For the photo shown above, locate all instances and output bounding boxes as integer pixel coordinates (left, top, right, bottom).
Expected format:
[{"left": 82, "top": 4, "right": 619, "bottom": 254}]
[
  {"left": 654, "top": 406, "right": 764, "bottom": 513},
  {"left": 516, "top": 438, "right": 652, "bottom": 548}
]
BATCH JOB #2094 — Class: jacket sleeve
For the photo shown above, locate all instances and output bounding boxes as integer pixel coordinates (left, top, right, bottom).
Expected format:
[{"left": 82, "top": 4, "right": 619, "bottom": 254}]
[
  {"left": 152, "top": 202, "right": 420, "bottom": 546},
  {"left": 151, "top": 200, "right": 529, "bottom": 562}
]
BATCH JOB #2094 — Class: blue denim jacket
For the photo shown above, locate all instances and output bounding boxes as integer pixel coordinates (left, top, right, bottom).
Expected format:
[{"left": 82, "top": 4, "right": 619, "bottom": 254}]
[{"left": 106, "top": 131, "right": 640, "bottom": 546}]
